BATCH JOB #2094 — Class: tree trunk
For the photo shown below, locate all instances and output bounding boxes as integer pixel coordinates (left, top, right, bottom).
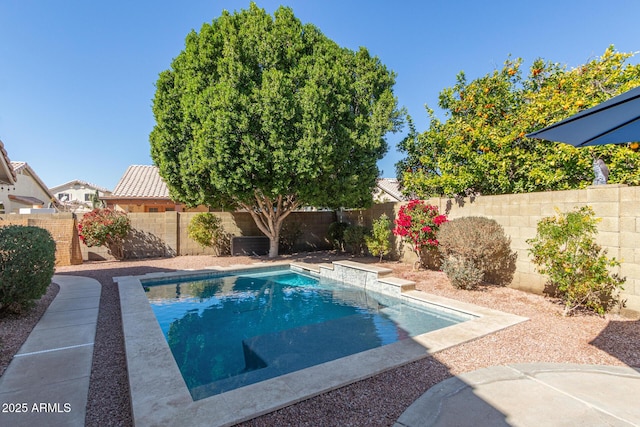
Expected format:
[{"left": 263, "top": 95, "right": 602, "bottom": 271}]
[{"left": 239, "top": 192, "right": 300, "bottom": 258}]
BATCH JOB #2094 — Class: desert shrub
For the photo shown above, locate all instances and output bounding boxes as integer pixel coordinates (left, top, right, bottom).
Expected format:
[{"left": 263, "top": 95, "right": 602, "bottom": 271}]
[
  {"left": 365, "top": 214, "right": 392, "bottom": 261},
  {"left": 527, "top": 206, "right": 625, "bottom": 316},
  {"left": 0, "top": 225, "right": 56, "bottom": 313},
  {"left": 437, "top": 216, "right": 516, "bottom": 287},
  {"left": 328, "top": 221, "right": 348, "bottom": 251},
  {"left": 392, "top": 200, "right": 448, "bottom": 269},
  {"left": 78, "top": 208, "right": 131, "bottom": 260},
  {"left": 279, "top": 220, "right": 303, "bottom": 254},
  {"left": 187, "top": 213, "right": 229, "bottom": 256},
  {"left": 344, "top": 224, "right": 369, "bottom": 256},
  {"left": 441, "top": 255, "right": 484, "bottom": 290}
]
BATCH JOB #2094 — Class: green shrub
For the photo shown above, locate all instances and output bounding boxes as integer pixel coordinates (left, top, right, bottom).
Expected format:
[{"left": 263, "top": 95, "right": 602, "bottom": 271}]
[
  {"left": 0, "top": 225, "right": 56, "bottom": 313},
  {"left": 187, "top": 213, "right": 229, "bottom": 256},
  {"left": 279, "top": 220, "right": 303, "bottom": 254},
  {"left": 441, "top": 255, "right": 484, "bottom": 290},
  {"left": 328, "top": 221, "right": 348, "bottom": 251},
  {"left": 78, "top": 208, "right": 131, "bottom": 260},
  {"left": 437, "top": 216, "right": 517, "bottom": 287},
  {"left": 343, "top": 224, "right": 369, "bottom": 256},
  {"left": 527, "top": 206, "right": 625, "bottom": 316},
  {"left": 365, "top": 214, "right": 392, "bottom": 261}
]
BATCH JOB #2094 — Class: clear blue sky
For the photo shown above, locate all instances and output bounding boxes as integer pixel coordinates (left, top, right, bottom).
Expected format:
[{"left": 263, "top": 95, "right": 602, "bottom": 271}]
[{"left": 1, "top": 1, "right": 639, "bottom": 190}]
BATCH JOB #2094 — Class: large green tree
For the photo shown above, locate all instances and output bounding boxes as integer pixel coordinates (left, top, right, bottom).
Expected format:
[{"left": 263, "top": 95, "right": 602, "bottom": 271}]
[
  {"left": 150, "top": 3, "right": 401, "bottom": 257},
  {"left": 398, "top": 47, "right": 640, "bottom": 198}
]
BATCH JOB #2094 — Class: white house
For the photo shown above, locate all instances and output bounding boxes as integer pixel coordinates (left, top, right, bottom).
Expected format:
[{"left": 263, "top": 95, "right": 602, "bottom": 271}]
[{"left": 50, "top": 180, "right": 112, "bottom": 213}]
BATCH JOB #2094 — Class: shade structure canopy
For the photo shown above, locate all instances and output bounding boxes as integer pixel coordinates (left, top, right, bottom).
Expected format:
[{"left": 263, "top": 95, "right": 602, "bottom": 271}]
[{"left": 526, "top": 85, "right": 640, "bottom": 147}]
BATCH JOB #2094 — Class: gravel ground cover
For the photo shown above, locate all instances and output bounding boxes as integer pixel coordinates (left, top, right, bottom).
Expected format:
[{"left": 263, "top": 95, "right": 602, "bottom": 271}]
[{"left": 3, "top": 252, "right": 639, "bottom": 426}]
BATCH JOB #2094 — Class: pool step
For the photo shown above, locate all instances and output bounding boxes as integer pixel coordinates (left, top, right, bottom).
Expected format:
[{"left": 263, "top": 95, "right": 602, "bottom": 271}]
[{"left": 377, "top": 276, "right": 416, "bottom": 292}]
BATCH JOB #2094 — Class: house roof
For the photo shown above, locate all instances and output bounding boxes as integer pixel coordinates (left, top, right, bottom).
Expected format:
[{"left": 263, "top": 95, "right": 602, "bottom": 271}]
[
  {"left": 8, "top": 194, "right": 45, "bottom": 205},
  {"left": 0, "top": 139, "right": 17, "bottom": 185},
  {"left": 105, "top": 165, "right": 405, "bottom": 205},
  {"left": 110, "top": 165, "right": 170, "bottom": 198},
  {"left": 50, "top": 179, "right": 111, "bottom": 194},
  {"left": 10, "top": 161, "right": 55, "bottom": 201},
  {"left": 375, "top": 178, "right": 406, "bottom": 202}
]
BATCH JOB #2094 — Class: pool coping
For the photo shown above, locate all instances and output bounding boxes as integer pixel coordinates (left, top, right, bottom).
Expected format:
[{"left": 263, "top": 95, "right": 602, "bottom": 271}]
[{"left": 115, "top": 261, "right": 528, "bottom": 427}]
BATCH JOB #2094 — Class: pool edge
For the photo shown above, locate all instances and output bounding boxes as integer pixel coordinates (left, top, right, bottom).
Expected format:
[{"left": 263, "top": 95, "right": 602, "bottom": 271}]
[{"left": 117, "top": 261, "right": 528, "bottom": 427}]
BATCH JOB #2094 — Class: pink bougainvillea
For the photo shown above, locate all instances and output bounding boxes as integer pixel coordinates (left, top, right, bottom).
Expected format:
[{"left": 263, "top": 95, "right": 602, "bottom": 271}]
[
  {"left": 78, "top": 208, "right": 131, "bottom": 260},
  {"left": 393, "top": 199, "right": 447, "bottom": 267}
]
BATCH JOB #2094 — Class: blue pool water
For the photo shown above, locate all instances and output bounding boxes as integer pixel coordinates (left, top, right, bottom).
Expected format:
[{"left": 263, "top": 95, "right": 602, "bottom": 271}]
[{"left": 144, "top": 267, "right": 469, "bottom": 400}]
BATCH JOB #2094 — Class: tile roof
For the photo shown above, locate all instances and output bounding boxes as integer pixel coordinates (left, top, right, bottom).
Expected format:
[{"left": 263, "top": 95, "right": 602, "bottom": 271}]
[
  {"left": 49, "top": 179, "right": 111, "bottom": 194},
  {"left": 111, "top": 165, "right": 170, "bottom": 198},
  {"left": 376, "top": 178, "right": 406, "bottom": 202},
  {"left": 10, "top": 161, "right": 27, "bottom": 173},
  {"left": 0, "top": 139, "right": 17, "bottom": 184}
]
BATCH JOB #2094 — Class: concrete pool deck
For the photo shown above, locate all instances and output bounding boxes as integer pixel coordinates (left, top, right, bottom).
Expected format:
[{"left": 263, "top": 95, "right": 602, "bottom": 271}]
[
  {"left": 0, "top": 275, "right": 100, "bottom": 427},
  {"left": 116, "top": 261, "right": 529, "bottom": 426},
  {"left": 2, "top": 270, "right": 639, "bottom": 426},
  {"left": 395, "top": 363, "right": 640, "bottom": 426}
]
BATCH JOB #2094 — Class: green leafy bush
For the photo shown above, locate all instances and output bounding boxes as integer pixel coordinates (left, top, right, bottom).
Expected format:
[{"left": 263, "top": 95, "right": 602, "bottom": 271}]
[
  {"left": 441, "top": 255, "right": 484, "bottom": 290},
  {"left": 437, "top": 216, "right": 517, "bottom": 287},
  {"left": 0, "top": 225, "right": 56, "bottom": 313},
  {"left": 344, "top": 224, "right": 369, "bottom": 256},
  {"left": 365, "top": 214, "right": 392, "bottom": 261},
  {"left": 279, "top": 220, "right": 303, "bottom": 254},
  {"left": 328, "top": 221, "right": 348, "bottom": 251},
  {"left": 187, "top": 213, "right": 229, "bottom": 256},
  {"left": 527, "top": 206, "right": 625, "bottom": 316},
  {"left": 78, "top": 208, "right": 131, "bottom": 260}
]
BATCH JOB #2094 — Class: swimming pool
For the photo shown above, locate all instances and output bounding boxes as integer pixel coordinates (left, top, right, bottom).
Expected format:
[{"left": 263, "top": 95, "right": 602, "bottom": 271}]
[
  {"left": 144, "top": 267, "right": 470, "bottom": 399},
  {"left": 117, "top": 260, "right": 528, "bottom": 426}
]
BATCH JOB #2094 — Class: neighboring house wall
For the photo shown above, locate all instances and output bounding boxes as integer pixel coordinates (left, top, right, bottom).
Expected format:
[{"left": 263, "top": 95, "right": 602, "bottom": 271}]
[
  {"left": 50, "top": 180, "right": 111, "bottom": 212},
  {"left": 2, "top": 162, "right": 54, "bottom": 214}
]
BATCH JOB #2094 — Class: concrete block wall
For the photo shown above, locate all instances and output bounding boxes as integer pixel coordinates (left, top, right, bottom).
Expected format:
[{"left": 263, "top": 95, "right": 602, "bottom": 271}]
[
  {"left": 78, "top": 210, "right": 335, "bottom": 260},
  {"left": 0, "top": 213, "right": 82, "bottom": 266},
  {"left": 387, "top": 184, "right": 638, "bottom": 314}
]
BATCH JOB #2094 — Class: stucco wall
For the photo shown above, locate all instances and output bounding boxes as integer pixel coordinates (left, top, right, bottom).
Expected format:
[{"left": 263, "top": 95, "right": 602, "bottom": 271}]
[{"left": 2, "top": 170, "right": 52, "bottom": 213}]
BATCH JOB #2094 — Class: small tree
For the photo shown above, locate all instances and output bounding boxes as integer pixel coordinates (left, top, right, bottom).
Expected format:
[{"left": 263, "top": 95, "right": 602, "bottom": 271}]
[
  {"left": 187, "top": 213, "right": 228, "bottom": 256},
  {"left": 78, "top": 208, "right": 131, "bottom": 260},
  {"left": 527, "top": 206, "right": 625, "bottom": 316},
  {"left": 365, "top": 213, "right": 392, "bottom": 262},
  {"left": 392, "top": 200, "right": 447, "bottom": 269}
]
